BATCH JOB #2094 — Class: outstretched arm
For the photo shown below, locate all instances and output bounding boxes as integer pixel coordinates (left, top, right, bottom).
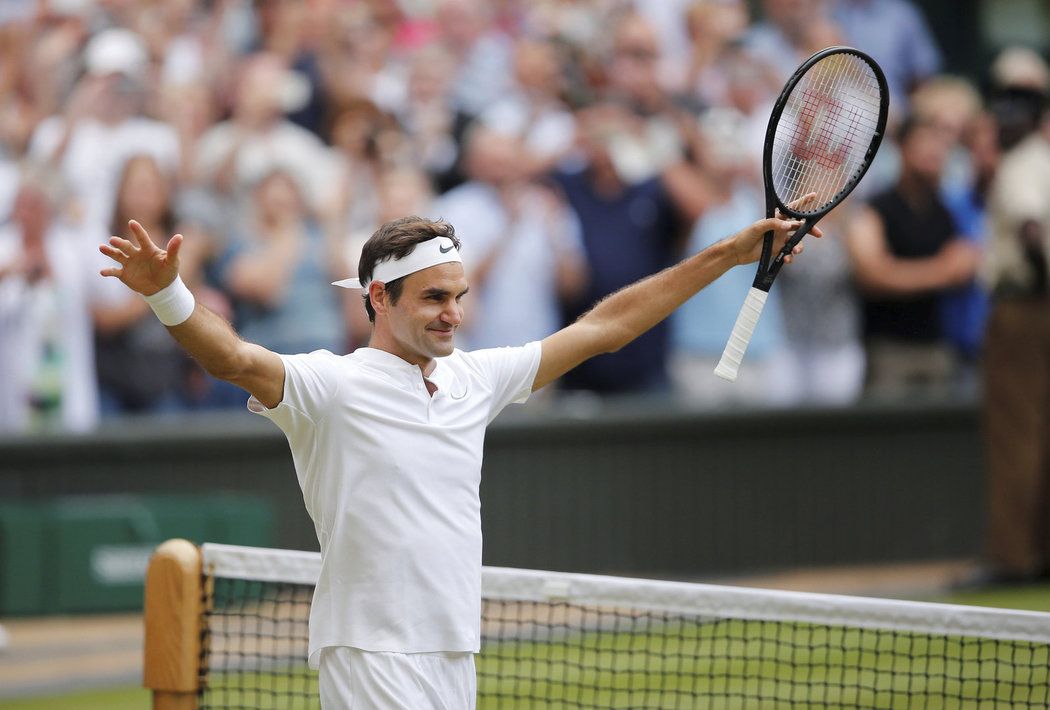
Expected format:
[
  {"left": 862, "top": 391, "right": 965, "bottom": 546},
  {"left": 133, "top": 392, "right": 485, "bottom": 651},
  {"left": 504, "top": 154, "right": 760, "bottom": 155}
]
[
  {"left": 533, "top": 214, "right": 816, "bottom": 391},
  {"left": 99, "top": 220, "right": 285, "bottom": 407}
]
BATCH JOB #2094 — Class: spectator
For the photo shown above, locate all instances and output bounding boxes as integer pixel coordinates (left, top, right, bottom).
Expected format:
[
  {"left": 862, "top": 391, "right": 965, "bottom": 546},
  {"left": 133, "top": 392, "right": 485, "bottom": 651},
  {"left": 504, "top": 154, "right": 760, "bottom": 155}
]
[
  {"left": 316, "top": 2, "right": 404, "bottom": 119},
  {"left": 479, "top": 38, "right": 578, "bottom": 177},
  {"left": 395, "top": 45, "right": 464, "bottom": 192},
  {"left": 743, "top": 0, "right": 829, "bottom": 83},
  {"left": 670, "top": 167, "right": 791, "bottom": 406},
  {"left": 91, "top": 155, "right": 189, "bottom": 416},
  {"left": 632, "top": 0, "right": 694, "bottom": 90},
  {"left": 0, "top": 167, "right": 102, "bottom": 433},
  {"left": 678, "top": 0, "right": 763, "bottom": 108},
  {"left": 777, "top": 208, "right": 866, "bottom": 405},
  {"left": 981, "top": 84, "right": 1050, "bottom": 583},
  {"left": 435, "top": 0, "right": 514, "bottom": 118},
  {"left": 28, "top": 28, "right": 180, "bottom": 229},
  {"left": 435, "top": 126, "right": 587, "bottom": 350},
  {"left": 552, "top": 103, "right": 703, "bottom": 395},
  {"left": 217, "top": 168, "right": 347, "bottom": 356},
  {"left": 830, "top": 0, "right": 943, "bottom": 115},
  {"left": 939, "top": 109, "right": 998, "bottom": 381},
  {"left": 671, "top": 45, "right": 796, "bottom": 406},
  {"left": 846, "top": 115, "right": 980, "bottom": 398},
  {"left": 325, "top": 100, "right": 399, "bottom": 240},
  {"left": 600, "top": 11, "right": 714, "bottom": 215},
  {"left": 194, "top": 52, "right": 335, "bottom": 213},
  {"left": 251, "top": 0, "right": 328, "bottom": 138}
]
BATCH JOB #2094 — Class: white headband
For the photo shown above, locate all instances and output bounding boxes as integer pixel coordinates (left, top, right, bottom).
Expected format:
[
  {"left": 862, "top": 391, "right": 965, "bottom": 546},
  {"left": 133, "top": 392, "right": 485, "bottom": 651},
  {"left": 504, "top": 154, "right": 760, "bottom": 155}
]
[{"left": 332, "top": 236, "right": 462, "bottom": 289}]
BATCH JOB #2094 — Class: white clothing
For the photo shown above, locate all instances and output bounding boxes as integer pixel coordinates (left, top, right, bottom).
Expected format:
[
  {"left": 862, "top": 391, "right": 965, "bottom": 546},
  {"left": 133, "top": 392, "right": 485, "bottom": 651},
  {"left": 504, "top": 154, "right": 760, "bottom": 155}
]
[
  {"left": 249, "top": 342, "right": 541, "bottom": 667},
  {"left": 670, "top": 353, "right": 795, "bottom": 408},
  {"left": 434, "top": 183, "right": 582, "bottom": 350},
  {"left": 194, "top": 120, "right": 339, "bottom": 211},
  {"left": 985, "top": 133, "right": 1050, "bottom": 293},
  {"left": 319, "top": 647, "right": 476, "bottom": 710},
  {"left": 778, "top": 342, "right": 866, "bottom": 407},
  {"left": 0, "top": 221, "right": 106, "bottom": 433},
  {"left": 28, "top": 116, "right": 179, "bottom": 229},
  {"left": 479, "top": 95, "right": 576, "bottom": 160}
]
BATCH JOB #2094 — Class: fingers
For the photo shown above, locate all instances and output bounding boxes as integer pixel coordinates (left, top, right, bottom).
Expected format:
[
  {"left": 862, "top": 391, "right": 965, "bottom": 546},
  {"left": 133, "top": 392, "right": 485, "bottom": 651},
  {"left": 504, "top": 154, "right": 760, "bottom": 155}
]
[
  {"left": 782, "top": 243, "right": 805, "bottom": 264},
  {"left": 127, "top": 220, "right": 159, "bottom": 251},
  {"left": 100, "top": 266, "right": 123, "bottom": 278},
  {"left": 100, "top": 243, "right": 129, "bottom": 262},
  {"left": 166, "top": 233, "right": 184, "bottom": 261},
  {"left": 785, "top": 192, "right": 818, "bottom": 212},
  {"left": 108, "top": 236, "right": 136, "bottom": 254},
  {"left": 769, "top": 217, "right": 801, "bottom": 235}
]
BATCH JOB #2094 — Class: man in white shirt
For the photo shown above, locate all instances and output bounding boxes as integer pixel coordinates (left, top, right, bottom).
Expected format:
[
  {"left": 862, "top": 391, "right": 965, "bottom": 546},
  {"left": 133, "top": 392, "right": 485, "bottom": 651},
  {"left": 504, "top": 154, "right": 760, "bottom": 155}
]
[{"left": 99, "top": 211, "right": 815, "bottom": 708}]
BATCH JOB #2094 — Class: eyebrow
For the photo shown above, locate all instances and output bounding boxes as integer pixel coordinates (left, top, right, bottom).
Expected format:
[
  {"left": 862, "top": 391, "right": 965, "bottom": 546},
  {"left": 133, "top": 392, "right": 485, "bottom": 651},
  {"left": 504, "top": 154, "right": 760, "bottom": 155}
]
[{"left": 421, "top": 287, "right": 470, "bottom": 298}]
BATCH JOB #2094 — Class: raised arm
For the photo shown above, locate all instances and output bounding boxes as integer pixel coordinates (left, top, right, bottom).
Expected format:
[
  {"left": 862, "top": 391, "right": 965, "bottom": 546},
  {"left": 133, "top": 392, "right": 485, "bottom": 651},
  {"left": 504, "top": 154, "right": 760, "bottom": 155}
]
[
  {"left": 99, "top": 220, "right": 285, "bottom": 407},
  {"left": 533, "top": 215, "right": 814, "bottom": 391}
]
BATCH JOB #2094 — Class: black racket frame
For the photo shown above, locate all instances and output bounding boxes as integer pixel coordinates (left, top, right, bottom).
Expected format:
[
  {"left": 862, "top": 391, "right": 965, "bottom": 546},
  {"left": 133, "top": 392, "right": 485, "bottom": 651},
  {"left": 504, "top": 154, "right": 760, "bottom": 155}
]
[{"left": 754, "top": 45, "right": 889, "bottom": 291}]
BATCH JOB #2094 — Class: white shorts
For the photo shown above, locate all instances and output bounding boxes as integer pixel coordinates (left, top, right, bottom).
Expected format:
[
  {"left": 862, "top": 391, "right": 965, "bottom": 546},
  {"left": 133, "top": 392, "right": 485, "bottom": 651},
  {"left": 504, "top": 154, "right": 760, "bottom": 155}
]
[{"left": 318, "top": 646, "right": 476, "bottom": 710}]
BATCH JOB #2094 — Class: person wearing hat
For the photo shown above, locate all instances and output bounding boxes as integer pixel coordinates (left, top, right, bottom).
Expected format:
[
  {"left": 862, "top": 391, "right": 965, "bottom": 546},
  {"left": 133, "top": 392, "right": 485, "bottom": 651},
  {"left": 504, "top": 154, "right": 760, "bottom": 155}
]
[
  {"left": 27, "top": 28, "right": 179, "bottom": 230},
  {"left": 981, "top": 80, "right": 1050, "bottom": 586},
  {"left": 99, "top": 211, "right": 814, "bottom": 708}
]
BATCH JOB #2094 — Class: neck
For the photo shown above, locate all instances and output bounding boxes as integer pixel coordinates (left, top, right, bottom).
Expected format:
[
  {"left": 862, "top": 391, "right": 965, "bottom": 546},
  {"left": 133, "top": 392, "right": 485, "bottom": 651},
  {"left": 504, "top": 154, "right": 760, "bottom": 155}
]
[
  {"left": 897, "top": 170, "right": 937, "bottom": 206},
  {"left": 588, "top": 163, "right": 623, "bottom": 197},
  {"left": 367, "top": 329, "right": 436, "bottom": 376}
]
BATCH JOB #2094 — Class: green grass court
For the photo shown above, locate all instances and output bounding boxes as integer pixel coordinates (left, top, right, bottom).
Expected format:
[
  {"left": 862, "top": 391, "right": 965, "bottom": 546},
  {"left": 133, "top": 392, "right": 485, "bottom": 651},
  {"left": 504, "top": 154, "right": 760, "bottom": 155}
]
[{"left": 4, "top": 585, "right": 1050, "bottom": 710}]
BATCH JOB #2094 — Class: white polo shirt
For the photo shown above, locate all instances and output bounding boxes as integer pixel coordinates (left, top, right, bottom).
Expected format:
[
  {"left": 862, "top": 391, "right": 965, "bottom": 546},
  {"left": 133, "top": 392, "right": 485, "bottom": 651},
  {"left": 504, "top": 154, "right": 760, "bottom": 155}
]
[{"left": 248, "top": 342, "right": 541, "bottom": 668}]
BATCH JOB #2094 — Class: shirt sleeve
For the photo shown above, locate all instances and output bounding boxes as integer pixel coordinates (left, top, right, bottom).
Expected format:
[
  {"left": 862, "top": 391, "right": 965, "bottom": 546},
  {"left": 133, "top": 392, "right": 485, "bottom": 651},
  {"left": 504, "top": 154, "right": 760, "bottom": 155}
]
[
  {"left": 247, "top": 350, "right": 341, "bottom": 437},
  {"left": 466, "top": 341, "right": 542, "bottom": 421}
]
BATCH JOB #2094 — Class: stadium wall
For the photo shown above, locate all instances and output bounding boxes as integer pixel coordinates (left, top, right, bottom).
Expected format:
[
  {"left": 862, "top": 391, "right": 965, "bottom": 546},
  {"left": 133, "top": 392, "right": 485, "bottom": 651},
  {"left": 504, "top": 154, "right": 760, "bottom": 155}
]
[{"left": 0, "top": 399, "right": 983, "bottom": 584}]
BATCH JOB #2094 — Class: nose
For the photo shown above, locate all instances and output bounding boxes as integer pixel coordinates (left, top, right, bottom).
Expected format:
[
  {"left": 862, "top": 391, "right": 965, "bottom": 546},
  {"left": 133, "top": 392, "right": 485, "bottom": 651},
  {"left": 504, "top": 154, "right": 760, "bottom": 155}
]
[{"left": 442, "top": 300, "right": 463, "bottom": 327}]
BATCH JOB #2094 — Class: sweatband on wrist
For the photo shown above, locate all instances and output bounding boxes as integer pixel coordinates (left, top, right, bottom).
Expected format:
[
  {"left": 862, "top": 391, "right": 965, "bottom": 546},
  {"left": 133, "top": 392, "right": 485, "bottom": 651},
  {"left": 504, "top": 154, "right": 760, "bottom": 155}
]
[{"left": 144, "top": 275, "right": 196, "bottom": 326}]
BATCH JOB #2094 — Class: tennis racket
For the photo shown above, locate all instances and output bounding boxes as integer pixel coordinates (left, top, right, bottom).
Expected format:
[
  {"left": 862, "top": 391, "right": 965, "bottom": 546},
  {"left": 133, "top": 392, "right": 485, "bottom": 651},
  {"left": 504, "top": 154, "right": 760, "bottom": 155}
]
[{"left": 714, "top": 46, "right": 888, "bottom": 382}]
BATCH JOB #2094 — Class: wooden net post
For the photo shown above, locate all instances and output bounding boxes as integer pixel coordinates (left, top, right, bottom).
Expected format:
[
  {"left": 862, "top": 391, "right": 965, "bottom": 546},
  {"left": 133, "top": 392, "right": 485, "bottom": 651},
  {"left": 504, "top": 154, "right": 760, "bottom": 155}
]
[{"left": 143, "top": 538, "right": 202, "bottom": 710}]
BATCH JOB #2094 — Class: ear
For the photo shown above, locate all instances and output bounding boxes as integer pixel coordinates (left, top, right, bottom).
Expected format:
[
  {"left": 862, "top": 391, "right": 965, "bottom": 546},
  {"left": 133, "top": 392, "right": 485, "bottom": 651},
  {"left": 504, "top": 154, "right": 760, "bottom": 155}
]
[{"left": 369, "top": 282, "right": 388, "bottom": 316}]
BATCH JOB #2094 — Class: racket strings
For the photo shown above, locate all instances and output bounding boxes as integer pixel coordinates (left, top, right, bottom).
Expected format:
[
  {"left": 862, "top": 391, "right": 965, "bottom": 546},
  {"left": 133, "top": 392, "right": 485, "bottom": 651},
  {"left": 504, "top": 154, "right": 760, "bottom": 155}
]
[{"left": 771, "top": 53, "right": 882, "bottom": 214}]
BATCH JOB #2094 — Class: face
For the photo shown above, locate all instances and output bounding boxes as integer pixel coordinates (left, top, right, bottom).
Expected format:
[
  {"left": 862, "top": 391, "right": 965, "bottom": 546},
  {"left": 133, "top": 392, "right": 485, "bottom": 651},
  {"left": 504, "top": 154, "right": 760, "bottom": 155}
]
[
  {"left": 900, "top": 124, "right": 953, "bottom": 181},
  {"left": 373, "top": 262, "right": 469, "bottom": 365},
  {"left": 254, "top": 171, "right": 304, "bottom": 222},
  {"left": 119, "top": 157, "right": 169, "bottom": 221}
]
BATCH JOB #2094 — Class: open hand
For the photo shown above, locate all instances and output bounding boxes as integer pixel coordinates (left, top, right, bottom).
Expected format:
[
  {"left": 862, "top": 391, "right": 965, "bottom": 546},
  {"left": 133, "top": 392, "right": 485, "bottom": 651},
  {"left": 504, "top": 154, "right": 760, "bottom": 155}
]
[{"left": 99, "top": 220, "right": 183, "bottom": 296}]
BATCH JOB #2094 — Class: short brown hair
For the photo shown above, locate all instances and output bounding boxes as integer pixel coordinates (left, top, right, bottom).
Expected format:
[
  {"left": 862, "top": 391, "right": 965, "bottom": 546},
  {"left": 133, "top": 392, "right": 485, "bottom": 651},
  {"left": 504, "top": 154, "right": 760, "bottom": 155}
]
[{"left": 359, "top": 216, "right": 461, "bottom": 322}]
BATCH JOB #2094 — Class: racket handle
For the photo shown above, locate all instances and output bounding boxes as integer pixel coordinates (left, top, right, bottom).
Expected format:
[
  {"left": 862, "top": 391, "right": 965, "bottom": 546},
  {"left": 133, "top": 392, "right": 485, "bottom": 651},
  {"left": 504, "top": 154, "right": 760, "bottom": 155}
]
[{"left": 714, "top": 287, "right": 769, "bottom": 382}]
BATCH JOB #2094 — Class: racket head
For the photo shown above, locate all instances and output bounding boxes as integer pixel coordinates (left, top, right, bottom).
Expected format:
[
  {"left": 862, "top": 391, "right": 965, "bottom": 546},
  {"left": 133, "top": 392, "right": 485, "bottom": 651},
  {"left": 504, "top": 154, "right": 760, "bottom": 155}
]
[{"left": 762, "top": 46, "right": 889, "bottom": 221}]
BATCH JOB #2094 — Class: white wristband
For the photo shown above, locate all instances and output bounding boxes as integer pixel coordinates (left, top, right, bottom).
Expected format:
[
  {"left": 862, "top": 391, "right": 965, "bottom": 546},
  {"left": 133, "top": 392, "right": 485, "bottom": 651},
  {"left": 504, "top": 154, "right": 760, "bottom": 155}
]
[{"left": 143, "top": 275, "right": 196, "bottom": 326}]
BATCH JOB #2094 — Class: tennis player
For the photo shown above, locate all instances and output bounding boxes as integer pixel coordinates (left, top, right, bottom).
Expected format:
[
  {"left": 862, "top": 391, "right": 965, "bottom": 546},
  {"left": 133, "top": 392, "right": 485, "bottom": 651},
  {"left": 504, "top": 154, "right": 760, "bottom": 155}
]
[{"left": 101, "top": 213, "right": 814, "bottom": 709}]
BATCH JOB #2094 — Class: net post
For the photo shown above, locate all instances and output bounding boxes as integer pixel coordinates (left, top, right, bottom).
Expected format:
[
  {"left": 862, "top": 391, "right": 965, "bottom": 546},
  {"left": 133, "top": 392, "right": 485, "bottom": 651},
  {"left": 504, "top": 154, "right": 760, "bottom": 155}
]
[{"left": 143, "top": 538, "right": 202, "bottom": 710}]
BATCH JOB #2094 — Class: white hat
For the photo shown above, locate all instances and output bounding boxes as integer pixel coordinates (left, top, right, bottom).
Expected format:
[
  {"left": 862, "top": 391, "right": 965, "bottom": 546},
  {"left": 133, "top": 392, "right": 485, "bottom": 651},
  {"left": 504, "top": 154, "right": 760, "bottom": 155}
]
[
  {"left": 991, "top": 46, "right": 1050, "bottom": 92},
  {"left": 84, "top": 28, "right": 148, "bottom": 79}
]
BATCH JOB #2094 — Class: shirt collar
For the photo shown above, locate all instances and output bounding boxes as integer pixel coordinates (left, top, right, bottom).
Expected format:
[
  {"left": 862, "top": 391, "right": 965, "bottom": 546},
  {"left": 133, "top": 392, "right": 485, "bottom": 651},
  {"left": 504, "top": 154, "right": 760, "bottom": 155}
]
[{"left": 352, "top": 347, "right": 446, "bottom": 379}]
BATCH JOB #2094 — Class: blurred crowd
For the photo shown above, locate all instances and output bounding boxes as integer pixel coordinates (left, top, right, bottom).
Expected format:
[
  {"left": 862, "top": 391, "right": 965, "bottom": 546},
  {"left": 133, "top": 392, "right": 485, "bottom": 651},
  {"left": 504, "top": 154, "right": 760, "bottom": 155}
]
[{"left": 0, "top": 0, "right": 1048, "bottom": 434}]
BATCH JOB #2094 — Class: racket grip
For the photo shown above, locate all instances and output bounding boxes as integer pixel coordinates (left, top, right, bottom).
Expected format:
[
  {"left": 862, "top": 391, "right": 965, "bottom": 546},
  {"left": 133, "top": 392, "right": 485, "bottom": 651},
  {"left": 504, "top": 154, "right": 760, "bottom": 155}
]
[{"left": 714, "top": 287, "right": 769, "bottom": 382}]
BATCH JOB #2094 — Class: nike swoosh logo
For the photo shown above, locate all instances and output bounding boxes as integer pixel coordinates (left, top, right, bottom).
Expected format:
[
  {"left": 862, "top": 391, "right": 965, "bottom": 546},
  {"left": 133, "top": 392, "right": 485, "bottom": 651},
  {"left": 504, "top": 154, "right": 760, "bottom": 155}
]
[{"left": 440, "top": 244, "right": 454, "bottom": 253}]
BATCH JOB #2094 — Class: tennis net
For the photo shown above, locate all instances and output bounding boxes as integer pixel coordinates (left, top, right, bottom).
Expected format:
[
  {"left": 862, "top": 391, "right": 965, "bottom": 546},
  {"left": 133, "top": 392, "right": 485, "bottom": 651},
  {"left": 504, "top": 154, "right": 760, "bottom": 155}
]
[{"left": 143, "top": 541, "right": 1050, "bottom": 708}]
